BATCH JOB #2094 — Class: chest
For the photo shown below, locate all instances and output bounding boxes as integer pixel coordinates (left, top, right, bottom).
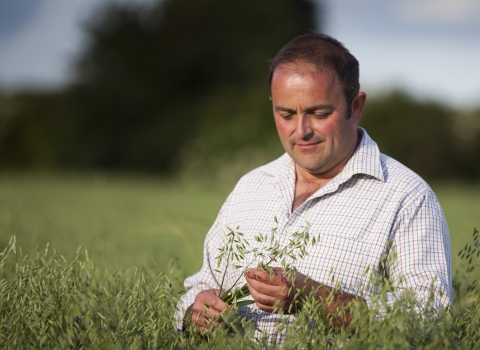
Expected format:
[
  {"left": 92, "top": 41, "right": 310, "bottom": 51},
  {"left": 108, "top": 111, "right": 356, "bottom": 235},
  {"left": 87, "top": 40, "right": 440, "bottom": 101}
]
[
  {"left": 221, "top": 176, "right": 401, "bottom": 294},
  {"left": 292, "top": 181, "right": 325, "bottom": 212}
]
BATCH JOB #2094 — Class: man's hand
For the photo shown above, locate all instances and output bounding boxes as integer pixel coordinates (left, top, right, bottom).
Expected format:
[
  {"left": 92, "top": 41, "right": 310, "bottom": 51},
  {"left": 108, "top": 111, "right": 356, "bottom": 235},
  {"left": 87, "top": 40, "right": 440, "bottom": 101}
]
[
  {"left": 244, "top": 267, "right": 365, "bottom": 327},
  {"left": 244, "top": 267, "right": 309, "bottom": 314},
  {"left": 184, "top": 289, "right": 229, "bottom": 333}
]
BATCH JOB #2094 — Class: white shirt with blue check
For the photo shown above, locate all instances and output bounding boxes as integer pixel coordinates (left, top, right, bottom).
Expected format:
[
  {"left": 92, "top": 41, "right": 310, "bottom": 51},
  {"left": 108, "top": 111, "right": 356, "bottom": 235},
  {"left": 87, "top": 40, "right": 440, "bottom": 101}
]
[{"left": 175, "top": 128, "right": 452, "bottom": 340}]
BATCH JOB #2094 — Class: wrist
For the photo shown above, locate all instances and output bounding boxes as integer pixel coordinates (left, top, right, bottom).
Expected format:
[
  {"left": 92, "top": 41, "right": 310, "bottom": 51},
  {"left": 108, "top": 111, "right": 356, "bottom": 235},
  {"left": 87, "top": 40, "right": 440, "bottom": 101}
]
[{"left": 183, "top": 304, "right": 194, "bottom": 331}]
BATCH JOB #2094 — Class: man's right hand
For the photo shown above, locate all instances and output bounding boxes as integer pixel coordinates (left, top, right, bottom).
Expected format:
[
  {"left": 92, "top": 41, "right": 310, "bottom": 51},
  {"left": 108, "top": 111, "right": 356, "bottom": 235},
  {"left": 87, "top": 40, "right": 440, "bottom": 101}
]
[{"left": 184, "top": 289, "right": 229, "bottom": 333}]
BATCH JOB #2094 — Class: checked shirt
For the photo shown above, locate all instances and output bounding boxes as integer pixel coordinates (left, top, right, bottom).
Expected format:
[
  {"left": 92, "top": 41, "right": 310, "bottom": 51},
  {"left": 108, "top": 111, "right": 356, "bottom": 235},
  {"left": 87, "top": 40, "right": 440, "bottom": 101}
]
[{"left": 175, "top": 128, "right": 452, "bottom": 341}]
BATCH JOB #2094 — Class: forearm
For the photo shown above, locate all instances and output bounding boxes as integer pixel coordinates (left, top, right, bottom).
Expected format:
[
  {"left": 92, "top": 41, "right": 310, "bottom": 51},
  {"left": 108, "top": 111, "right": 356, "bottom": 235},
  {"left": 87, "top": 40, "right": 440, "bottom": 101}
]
[
  {"left": 245, "top": 267, "right": 365, "bottom": 327},
  {"left": 304, "top": 280, "right": 366, "bottom": 327}
]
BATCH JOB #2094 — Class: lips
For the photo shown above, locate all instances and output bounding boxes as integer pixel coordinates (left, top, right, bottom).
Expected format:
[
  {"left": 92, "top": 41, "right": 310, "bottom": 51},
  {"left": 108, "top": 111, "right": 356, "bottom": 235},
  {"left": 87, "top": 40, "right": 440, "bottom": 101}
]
[
  {"left": 297, "top": 142, "right": 320, "bottom": 146},
  {"left": 295, "top": 141, "right": 322, "bottom": 151}
]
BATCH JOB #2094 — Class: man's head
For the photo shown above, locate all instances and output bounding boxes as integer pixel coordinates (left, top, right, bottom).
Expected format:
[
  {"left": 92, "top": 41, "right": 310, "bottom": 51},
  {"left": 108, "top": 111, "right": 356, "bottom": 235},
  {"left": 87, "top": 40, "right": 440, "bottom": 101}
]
[
  {"left": 269, "top": 33, "right": 360, "bottom": 118},
  {"left": 269, "top": 33, "right": 366, "bottom": 180}
]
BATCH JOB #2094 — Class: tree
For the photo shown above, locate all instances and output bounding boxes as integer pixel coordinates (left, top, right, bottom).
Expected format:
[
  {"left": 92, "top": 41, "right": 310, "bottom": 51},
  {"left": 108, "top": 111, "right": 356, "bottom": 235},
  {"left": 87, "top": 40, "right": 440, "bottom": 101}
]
[
  {"left": 69, "top": 0, "right": 318, "bottom": 173},
  {"left": 359, "top": 91, "right": 459, "bottom": 180}
]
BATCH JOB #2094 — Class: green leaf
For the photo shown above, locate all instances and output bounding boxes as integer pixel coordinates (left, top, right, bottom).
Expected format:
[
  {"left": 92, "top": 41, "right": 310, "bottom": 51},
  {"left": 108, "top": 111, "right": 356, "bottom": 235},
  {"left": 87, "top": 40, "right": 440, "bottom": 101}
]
[
  {"left": 235, "top": 300, "right": 255, "bottom": 307},
  {"left": 220, "top": 287, "right": 234, "bottom": 301}
]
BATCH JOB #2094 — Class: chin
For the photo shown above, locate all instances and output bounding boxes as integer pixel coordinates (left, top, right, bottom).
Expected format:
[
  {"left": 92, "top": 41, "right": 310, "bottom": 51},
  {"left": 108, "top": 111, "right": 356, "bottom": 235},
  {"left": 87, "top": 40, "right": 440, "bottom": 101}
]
[{"left": 297, "top": 162, "right": 325, "bottom": 174}]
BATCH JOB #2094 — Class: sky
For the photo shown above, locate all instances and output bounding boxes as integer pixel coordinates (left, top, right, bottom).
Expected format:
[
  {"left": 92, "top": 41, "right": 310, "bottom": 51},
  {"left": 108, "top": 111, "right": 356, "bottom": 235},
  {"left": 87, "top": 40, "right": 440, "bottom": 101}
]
[{"left": 0, "top": 0, "right": 479, "bottom": 107}]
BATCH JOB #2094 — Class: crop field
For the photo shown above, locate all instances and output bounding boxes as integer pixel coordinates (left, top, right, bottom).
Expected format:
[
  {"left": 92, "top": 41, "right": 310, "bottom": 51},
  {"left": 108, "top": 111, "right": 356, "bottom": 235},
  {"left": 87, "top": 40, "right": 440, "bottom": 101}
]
[
  {"left": 1, "top": 173, "right": 478, "bottom": 273},
  {"left": 0, "top": 173, "right": 479, "bottom": 348},
  {"left": 0, "top": 173, "right": 230, "bottom": 274}
]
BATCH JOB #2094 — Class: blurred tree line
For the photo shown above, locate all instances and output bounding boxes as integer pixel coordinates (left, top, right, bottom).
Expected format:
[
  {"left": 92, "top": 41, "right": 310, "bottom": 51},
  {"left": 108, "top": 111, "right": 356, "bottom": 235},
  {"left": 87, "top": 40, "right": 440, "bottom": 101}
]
[
  {"left": 360, "top": 92, "right": 480, "bottom": 180},
  {"left": 0, "top": 0, "right": 479, "bottom": 182}
]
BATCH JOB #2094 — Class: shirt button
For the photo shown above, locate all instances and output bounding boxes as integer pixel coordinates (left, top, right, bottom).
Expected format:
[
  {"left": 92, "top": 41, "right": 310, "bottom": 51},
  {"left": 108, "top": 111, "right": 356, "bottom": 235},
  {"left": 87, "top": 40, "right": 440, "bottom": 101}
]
[{"left": 256, "top": 309, "right": 262, "bottom": 314}]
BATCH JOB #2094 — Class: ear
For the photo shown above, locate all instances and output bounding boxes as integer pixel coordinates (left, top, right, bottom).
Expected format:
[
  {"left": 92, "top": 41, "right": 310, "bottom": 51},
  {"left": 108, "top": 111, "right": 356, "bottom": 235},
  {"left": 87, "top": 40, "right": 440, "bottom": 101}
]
[{"left": 350, "top": 92, "right": 366, "bottom": 123}]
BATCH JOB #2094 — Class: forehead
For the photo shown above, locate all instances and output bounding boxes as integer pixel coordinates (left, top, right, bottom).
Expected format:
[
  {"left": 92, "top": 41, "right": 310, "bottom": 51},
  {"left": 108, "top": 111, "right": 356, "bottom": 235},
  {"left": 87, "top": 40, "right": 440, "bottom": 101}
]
[{"left": 271, "top": 64, "right": 342, "bottom": 99}]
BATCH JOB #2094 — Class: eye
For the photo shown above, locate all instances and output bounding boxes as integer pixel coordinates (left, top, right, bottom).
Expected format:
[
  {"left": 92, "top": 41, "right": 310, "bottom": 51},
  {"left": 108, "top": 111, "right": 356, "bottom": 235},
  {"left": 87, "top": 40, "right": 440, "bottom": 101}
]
[
  {"left": 280, "top": 114, "right": 293, "bottom": 120},
  {"left": 313, "top": 112, "right": 330, "bottom": 119}
]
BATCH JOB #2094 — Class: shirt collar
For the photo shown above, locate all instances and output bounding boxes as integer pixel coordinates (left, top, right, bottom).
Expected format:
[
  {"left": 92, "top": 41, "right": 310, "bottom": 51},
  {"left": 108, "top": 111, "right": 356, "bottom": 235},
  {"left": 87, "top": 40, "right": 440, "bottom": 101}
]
[
  {"left": 337, "top": 127, "right": 385, "bottom": 183},
  {"left": 260, "top": 127, "right": 385, "bottom": 206},
  {"left": 261, "top": 127, "right": 384, "bottom": 181}
]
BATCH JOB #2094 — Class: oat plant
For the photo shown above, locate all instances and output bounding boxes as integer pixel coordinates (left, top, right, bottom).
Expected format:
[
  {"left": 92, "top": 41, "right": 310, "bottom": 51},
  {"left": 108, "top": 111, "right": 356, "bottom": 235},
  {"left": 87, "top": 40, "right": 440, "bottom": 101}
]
[{"left": 214, "top": 219, "right": 317, "bottom": 309}]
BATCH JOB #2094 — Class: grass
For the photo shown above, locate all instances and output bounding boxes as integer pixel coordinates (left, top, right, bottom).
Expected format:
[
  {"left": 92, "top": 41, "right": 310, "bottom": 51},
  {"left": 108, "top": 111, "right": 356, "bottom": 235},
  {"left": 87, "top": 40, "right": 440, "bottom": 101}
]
[
  {"left": 431, "top": 182, "right": 480, "bottom": 258},
  {"left": 0, "top": 172, "right": 229, "bottom": 275},
  {"left": 0, "top": 230, "right": 479, "bottom": 349},
  {"left": 0, "top": 173, "right": 479, "bottom": 348},
  {"left": 0, "top": 173, "right": 478, "bottom": 273}
]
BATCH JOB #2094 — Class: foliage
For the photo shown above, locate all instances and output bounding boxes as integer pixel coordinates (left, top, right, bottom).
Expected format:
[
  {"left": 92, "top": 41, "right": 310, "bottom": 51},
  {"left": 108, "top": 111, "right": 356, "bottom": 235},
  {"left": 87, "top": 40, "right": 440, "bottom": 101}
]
[
  {"left": 0, "top": 91, "right": 74, "bottom": 170},
  {"left": 0, "top": 228, "right": 480, "bottom": 349},
  {"left": 1, "top": 0, "right": 480, "bottom": 182},
  {"left": 216, "top": 222, "right": 314, "bottom": 309},
  {"left": 362, "top": 92, "right": 480, "bottom": 181},
  {"left": 0, "top": 0, "right": 316, "bottom": 177},
  {"left": 0, "top": 175, "right": 479, "bottom": 348},
  {"left": 0, "top": 236, "right": 185, "bottom": 349},
  {"left": 1, "top": 174, "right": 479, "bottom": 276}
]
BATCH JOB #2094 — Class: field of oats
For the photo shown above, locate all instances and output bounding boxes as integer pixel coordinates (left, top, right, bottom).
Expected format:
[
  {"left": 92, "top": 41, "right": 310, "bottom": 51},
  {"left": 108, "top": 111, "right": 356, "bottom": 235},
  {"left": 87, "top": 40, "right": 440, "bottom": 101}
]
[{"left": 0, "top": 173, "right": 479, "bottom": 349}]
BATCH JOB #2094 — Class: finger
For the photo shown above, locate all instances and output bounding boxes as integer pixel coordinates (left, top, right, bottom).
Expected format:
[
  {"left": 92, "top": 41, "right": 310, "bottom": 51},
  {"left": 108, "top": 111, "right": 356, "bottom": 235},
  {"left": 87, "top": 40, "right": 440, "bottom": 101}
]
[
  {"left": 193, "top": 304, "right": 223, "bottom": 322},
  {"left": 210, "top": 289, "right": 230, "bottom": 310},
  {"left": 246, "top": 268, "right": 287, "bottom": 286},
  {"left": 245, "top": 276, "right": 271, "bottom": 295},
  {"left": 245, "top": 268, "right": 275, "bottom": 282},
  {"left": 191, "top": 304, "right": 223, "bottom": 328},
  {"left": 198, "top": 290, "right": 229, "bottom": 312},
  {"left": 247, "top": 282, "right": 280, "bottom": 307},
  {"left": 246, "top": 275, "right": 290, "bottom": 298},
  {"left": 195, "top": 324, "right": 209, "bottom": 333},
  {"left": 192, "top": 311, "right": 221, "bottom": 329}
]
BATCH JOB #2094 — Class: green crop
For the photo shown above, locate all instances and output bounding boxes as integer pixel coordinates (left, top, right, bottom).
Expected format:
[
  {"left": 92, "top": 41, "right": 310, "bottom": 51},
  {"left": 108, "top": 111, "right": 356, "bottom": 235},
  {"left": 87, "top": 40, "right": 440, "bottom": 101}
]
[
  {"left": 215, "top": 221, "right": 315, "bottom": 311},
  {"left": 0, "top": 229, "right": 479, "bottom": 349}
]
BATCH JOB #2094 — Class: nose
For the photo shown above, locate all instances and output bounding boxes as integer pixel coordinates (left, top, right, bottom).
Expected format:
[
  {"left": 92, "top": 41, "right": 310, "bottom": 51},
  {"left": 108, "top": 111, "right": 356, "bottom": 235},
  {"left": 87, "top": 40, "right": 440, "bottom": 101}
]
[{"left": 296, "top": 115, "right": 314, "bottom": 141}]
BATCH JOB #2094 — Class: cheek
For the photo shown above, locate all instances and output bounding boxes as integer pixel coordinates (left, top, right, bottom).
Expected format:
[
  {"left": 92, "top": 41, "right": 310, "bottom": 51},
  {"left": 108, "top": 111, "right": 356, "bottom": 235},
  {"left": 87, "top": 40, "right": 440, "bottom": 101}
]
[
  {"left": 274, "top": 119, "right": 293, "bottom": 139},
  {"left": 312, "top": 118, "right": 336, "bottom": 136}
]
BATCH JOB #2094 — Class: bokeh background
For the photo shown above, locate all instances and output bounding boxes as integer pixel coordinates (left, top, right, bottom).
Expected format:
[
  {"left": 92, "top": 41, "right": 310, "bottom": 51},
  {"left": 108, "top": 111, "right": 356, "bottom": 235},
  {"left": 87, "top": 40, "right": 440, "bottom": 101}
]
[{"left": 0, "top": 0, "right": 479, "bottom": 280}]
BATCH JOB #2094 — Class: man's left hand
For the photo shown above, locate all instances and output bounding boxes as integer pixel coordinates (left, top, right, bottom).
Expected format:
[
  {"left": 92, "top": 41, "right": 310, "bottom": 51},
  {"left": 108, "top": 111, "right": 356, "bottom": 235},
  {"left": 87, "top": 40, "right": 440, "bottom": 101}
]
[{"left": 244, "top": 267, "right": 310, "bottom": 314}]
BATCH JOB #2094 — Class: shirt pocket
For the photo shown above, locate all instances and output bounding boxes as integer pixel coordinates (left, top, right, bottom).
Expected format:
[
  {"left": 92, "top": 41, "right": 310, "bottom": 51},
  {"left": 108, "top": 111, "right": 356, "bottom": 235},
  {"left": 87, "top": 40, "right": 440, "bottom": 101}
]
[{"left": 298, "top": 234, "right": 369, "bottom": 296}]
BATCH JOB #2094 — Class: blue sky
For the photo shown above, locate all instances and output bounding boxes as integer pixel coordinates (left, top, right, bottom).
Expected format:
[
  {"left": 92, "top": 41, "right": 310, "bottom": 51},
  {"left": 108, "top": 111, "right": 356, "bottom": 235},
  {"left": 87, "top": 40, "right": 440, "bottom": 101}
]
[{"left": 0, "top": 0, "right": 479, "bottom": 107}]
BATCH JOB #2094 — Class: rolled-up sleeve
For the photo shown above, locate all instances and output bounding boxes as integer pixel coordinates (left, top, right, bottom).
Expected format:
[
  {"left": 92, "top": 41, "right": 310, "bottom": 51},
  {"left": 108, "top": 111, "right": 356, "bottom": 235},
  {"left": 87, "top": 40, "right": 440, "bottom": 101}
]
[
  {"left": 174, "top": 196, "right": 230, "bottom": 331},
  {"left": 373, "top": 189, "right": 452, "bottom": 314}
]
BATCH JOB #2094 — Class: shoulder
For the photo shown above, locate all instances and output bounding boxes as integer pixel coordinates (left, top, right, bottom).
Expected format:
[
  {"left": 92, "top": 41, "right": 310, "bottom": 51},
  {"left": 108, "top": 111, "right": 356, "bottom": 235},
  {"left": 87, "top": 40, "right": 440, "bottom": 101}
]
[
  {"left": 220, "top": 153, "right": 291, "bottom": 213},
  {"left": 379, "top": 153, "right": 439, "bottom": 208},
  {"left": 232, "top": 153, "right": 290, "bottom": 189}
]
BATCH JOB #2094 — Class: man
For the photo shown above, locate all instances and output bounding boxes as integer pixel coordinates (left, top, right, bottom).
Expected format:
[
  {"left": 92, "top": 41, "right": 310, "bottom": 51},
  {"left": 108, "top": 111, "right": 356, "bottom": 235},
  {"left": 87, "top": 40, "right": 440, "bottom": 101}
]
[{"left": 175, "top": 33, "right": 451, "bottom": 341}]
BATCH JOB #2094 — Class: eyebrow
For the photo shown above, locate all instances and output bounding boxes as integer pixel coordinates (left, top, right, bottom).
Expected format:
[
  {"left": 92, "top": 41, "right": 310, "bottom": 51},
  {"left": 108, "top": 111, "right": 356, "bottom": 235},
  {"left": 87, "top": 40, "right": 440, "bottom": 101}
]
[{"left": 274, "top": 104, "right": 334, "bottom": 113}]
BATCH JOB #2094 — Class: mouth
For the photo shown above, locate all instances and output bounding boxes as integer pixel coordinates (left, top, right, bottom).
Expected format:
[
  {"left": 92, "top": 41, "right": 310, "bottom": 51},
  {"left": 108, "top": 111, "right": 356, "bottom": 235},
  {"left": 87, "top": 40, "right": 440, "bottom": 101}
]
[{"left": 295, "top": 141, "right": 321, "bottom": 150}]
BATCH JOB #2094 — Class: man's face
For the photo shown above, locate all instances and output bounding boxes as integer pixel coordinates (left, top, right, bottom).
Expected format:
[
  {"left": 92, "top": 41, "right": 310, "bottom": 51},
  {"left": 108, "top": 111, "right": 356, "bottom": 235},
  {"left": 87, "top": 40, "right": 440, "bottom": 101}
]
[{"left": 271, "top": 65, "right": 365, "bottom": 179}]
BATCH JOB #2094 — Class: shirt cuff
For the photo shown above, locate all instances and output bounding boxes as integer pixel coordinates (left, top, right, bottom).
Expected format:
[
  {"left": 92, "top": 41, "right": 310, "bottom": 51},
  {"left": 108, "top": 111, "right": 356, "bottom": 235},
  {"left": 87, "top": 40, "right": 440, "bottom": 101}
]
[{"left": 174, "top": 289, "right": 201, "bottom": 332}]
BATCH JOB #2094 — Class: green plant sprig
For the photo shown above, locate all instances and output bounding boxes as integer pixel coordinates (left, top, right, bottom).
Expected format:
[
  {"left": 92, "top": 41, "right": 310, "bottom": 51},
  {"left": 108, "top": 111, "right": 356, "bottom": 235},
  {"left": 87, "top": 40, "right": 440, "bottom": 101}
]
[
  {"left": 458, "top": 227, "right": 480, "bottom": 293},
  {"left": 215, "top": 220, "right": 316, "bottom": 308}
]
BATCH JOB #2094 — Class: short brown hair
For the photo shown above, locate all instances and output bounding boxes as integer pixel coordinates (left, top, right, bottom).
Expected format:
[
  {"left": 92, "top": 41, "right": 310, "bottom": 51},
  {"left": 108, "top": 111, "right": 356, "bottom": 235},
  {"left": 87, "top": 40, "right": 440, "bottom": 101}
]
[{"left": 268, "top": 33, "right": 360, "bottom": 117}]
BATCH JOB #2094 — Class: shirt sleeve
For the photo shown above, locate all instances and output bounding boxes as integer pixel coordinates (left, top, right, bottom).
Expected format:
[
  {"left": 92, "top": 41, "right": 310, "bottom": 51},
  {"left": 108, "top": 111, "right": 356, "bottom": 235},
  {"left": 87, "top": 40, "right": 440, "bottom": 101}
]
[
  {"left": 366, "top": 189, "right": 452, "bottom": 315},
  {"left": 174, "top": 194, "right": 231, "bottom": 331}
]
